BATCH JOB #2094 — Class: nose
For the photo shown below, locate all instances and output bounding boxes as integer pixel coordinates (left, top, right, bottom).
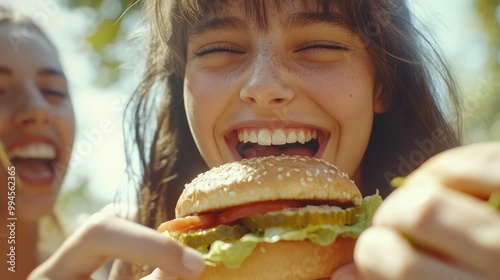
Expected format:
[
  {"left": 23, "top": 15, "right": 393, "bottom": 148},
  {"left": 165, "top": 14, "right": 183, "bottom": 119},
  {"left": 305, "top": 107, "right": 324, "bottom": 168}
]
[
  {"left": 240, "top": 47, "right": 295, "bottom": 109},
  {"left": 14, "top": 86, "right": 52, "bottom": 132}
]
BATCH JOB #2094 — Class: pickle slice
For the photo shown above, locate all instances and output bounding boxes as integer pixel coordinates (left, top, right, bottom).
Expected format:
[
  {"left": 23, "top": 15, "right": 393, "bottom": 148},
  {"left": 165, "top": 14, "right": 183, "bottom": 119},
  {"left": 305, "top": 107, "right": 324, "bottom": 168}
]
[
  {"left": 242, "top": 205, "right": 355, "bottom": 230},
  {"left": 177, "top": 225, "right": 249, "bottom": 249}
]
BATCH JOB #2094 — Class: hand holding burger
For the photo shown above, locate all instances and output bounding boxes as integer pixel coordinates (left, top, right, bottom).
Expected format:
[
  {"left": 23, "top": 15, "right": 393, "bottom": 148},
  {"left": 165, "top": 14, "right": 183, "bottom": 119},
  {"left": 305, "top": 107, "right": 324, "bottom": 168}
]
[{"left": 158, "top": 155, "right": 381, "bottom": 280}]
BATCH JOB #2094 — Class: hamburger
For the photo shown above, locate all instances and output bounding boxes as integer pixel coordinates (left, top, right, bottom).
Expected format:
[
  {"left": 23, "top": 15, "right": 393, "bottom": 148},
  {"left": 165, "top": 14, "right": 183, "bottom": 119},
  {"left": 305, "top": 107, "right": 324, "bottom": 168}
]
[{"left": 158, "top": 155, "right": 382, "bottom": 280}]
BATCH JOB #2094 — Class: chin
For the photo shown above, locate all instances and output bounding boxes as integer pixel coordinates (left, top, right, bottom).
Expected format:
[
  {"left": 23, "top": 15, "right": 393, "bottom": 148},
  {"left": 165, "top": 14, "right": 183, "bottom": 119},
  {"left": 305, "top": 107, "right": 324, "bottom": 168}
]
[{"left": 17, "top": 194, "right": 57, "bottom": 220}]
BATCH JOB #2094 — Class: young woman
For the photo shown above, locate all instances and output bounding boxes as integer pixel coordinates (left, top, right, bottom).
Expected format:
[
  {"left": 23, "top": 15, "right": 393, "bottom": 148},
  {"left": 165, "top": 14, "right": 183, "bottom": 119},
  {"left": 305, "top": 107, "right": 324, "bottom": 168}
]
[
  {"left": 30, "top": 1, "right": 500, "bottom": 279},
  {"left": 0, "top": 6, "right": 75, "bottom": 280}
]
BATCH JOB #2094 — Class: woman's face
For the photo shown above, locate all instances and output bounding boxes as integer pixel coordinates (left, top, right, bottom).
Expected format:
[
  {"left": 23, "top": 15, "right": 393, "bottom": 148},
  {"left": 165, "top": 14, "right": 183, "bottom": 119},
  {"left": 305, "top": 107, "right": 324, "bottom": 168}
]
[
  {"left": 0, "top": 24, "right": 75, "bottom": 219},
  {"left": 184, "top": 1, "right": 384, "bottom": 184}
]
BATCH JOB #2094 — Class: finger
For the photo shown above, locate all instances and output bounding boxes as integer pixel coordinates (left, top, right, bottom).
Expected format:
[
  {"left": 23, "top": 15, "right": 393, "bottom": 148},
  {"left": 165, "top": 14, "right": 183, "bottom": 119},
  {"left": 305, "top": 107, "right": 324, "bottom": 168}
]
[
  {"left": 373, "top": 185, "right": 500, "bottom": 279},
  {"left": 330, "top": 262, "right": 360, "bottom": 280},
  {"left": 355, "top": 226, "right": 480, "bottom": 280},
  {"left": 29, "top": 214, "right": 204, "bottom": 280},
  {"left": 140, "top": 268, "right": 177, "bottom": 280},
  {"left": 408, "top": 141, "right": 500, "bottom": 199}
]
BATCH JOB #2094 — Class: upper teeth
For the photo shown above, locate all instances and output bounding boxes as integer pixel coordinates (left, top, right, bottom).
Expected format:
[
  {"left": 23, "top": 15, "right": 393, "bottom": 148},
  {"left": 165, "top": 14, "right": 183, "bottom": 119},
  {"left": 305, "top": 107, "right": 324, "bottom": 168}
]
[
  {"left": 237, "top": 128, "right": 318, "bottom": 146},
  {"left": 8, "top": 143, "right": 56, "bottom": 160}
]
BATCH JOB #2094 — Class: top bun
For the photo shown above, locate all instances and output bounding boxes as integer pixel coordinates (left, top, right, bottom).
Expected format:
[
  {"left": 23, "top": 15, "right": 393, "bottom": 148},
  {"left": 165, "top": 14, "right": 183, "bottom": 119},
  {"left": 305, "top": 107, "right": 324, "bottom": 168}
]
[{"left": 176, "top": 156, "right": 361, "bottom": 218}]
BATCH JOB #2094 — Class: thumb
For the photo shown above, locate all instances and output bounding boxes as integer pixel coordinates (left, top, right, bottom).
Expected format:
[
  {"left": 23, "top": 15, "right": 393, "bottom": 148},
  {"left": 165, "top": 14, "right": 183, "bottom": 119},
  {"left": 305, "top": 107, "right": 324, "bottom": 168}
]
[{"left": 331, "top": 262, "right": 359, "bottom": 280}]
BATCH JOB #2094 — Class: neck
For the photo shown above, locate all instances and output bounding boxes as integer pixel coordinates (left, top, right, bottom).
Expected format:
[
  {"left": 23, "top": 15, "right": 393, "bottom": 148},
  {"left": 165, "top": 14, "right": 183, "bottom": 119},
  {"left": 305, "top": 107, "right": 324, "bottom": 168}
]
[{"left": 18, "top": 219, "right": 39, "bottom": 279}]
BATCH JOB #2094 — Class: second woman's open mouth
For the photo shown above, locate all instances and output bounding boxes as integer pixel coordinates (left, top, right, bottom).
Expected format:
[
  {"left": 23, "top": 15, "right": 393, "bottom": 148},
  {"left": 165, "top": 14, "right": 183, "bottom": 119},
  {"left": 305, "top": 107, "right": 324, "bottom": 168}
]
[
  {"left": 7, "top": 141, "right": 59, "bottom": 187},
  {"left": 234, "top": 128, "right": 322, "bottom": 159}
]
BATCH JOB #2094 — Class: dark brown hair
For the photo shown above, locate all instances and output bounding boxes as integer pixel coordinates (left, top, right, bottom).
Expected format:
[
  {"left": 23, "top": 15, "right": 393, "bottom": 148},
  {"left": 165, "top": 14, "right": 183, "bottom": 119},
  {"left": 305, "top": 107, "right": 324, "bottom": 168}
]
[{"left": 125, "top": 1, "right": 461, "bottom": 274}]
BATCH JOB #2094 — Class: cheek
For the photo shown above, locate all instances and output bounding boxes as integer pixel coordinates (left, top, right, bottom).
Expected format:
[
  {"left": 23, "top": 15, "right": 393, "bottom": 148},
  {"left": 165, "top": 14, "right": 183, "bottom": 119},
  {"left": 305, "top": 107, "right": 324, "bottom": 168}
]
[
  {"left": 54, "top": 103, "right": 75, "bottom": 162},
  {"left": 0, "top": 110, "right": 8, "bottom": 132},
  {"left": 184, "top": 69, "right": 232, "bottom": 129},
  {"left": 184, "top": 75, "right": 209, "bottom": 132},
  {"left": 313, "top": 67, "right": 375, "bottom": 122}
]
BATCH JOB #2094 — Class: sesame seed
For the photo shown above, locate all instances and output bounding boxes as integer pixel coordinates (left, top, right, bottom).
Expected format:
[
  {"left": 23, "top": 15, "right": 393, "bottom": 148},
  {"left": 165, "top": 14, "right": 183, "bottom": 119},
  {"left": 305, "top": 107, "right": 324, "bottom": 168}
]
[
  {"left": 307, "top": 177, "right": 314, "bottom": 182},
  {"left": 327, "top": 178, "right": 333, "bottom": 182},
  {"left": 293, "top": 168, "right": 300, "bottom": 172},
  {"left": 277, "top": 174, "right": 284, "bottom": 180},
  {"left": 286, "top": 171, "right": 291, "bottom": 177},
  {"left": 305, "top": 170, "right": 313, "bottom": 177},
  {"left": 278, "top": 167, "right": 284, "bottom": 172},
  {"left": 300, "top": 178, "right": 307, "bottom": 186},
  {"left": 229, "top": 191, "right": 237, "bottom": 197}
]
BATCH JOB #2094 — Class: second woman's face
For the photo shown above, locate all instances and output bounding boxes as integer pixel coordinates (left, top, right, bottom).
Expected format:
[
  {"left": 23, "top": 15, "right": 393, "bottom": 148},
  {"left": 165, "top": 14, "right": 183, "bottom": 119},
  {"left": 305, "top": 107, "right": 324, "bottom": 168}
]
[
  {"left": 0, "top": 24, "right": 75, "bottom": 219},
  {"left": 184, "top": 1, "right": 384, "bottom": 183}
]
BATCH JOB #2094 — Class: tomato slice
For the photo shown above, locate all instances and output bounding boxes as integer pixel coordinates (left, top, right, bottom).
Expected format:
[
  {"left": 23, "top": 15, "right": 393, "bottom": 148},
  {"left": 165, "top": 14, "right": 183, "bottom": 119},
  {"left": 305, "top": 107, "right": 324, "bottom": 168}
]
[
  {"left": 157, "top": 214, "right": 217, "bottom": 234},
  {"left": 216, "top": 200, "right": 302, "bottom": 224}
]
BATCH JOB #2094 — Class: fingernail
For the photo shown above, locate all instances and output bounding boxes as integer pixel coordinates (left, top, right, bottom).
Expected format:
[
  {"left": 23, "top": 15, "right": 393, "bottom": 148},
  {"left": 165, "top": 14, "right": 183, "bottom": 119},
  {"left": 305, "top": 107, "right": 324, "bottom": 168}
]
[{"left": 182, "top": 247, "right": 205, "bottom": 275}]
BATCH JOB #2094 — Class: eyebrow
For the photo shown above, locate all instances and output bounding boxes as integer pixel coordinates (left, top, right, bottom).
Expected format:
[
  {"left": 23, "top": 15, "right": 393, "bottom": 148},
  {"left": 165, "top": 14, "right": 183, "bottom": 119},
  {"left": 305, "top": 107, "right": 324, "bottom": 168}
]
[
  {"left": 0, "top": 66, "right": 66, "bottom": 80},
  {"left": 283, "top": 11, "right": 347, "bottom": 31},
  {"left": 39, "top": 68, "right": 67, "bottom": 80},
  {"left": 189, "top": 17, "right": 248, "bottom": 36}
]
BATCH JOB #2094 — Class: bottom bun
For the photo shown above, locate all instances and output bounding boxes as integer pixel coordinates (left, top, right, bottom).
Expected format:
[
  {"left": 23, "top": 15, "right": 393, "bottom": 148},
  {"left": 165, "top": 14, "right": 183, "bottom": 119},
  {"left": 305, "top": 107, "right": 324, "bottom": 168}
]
[{"left": 181, "top": 238, "right": 355, "bottom": 280}]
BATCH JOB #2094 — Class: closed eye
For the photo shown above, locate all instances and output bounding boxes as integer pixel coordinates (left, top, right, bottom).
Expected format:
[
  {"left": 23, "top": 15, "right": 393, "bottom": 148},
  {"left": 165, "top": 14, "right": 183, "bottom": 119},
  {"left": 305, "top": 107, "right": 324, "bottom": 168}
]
[
  {"left": 295, "top": 41, "right": 349, "bottom": 52},
  {"left": 44, "top": 90, "right": 67, "bottom": 97},
  {"left": 194, "top": 43, "right": 245, "bottom": 57},
  {"left": 42, "top": 89, "right": 68, "bottom": 105}
]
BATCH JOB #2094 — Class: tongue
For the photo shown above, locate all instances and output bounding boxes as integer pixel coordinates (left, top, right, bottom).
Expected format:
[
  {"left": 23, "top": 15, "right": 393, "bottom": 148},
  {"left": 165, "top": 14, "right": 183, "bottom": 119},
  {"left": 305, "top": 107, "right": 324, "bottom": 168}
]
[
  {"left": 243, "top": 146, "right": 315, "bottom": 158},
  {"left": 11, "top": 159, "right": 53, "bottom": 179}
]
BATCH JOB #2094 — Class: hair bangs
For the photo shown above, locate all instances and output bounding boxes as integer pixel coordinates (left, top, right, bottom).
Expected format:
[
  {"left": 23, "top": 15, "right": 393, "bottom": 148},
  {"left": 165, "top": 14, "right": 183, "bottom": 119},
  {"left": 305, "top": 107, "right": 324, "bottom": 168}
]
[{"left": 176, "top": 0, "right": 344, "bottom": 32}]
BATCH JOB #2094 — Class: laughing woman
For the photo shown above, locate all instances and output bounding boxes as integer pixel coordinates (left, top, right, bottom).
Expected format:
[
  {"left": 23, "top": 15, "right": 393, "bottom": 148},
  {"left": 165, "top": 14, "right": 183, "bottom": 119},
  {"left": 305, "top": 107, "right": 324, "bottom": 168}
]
[{"left": 0, "top": 6, "right": 75, "bottom": 280}]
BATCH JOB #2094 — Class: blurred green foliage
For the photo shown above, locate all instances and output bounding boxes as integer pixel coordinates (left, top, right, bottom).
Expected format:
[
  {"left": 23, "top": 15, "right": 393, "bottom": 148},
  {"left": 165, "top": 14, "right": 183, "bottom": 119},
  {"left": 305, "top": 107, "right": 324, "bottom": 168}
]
[
  {"left": 55, "top": 178, "right": 109, "bottom": 229},
  {"left": 63, "top": 0, "right": 141, "bottom": 86},
  {"left": 471, "top": 0, "right": 500, "bottom": 140}
]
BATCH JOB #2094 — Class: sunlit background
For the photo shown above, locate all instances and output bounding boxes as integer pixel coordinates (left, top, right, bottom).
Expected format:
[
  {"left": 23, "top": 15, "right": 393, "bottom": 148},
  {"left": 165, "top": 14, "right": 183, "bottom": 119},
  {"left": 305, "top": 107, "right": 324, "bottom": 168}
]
[{"left": 4, "top": 0, "right": 500, "bottom": 230}]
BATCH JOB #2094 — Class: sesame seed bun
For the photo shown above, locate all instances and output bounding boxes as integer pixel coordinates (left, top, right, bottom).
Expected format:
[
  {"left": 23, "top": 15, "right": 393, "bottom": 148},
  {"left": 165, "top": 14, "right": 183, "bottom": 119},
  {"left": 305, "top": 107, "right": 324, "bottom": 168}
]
[{"left": 176, "top": 155, "right": 362, "bottom": 217}]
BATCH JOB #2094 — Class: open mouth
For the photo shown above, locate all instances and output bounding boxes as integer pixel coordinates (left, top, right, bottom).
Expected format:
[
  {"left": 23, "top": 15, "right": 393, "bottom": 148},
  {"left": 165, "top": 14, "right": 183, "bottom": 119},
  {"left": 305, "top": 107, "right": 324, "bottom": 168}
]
[
  {"left": 236, "top": 128, "right": 320, "bottom": 159},
  {"left": 7, "top": 143, "right": 58, "bottom": 186}
]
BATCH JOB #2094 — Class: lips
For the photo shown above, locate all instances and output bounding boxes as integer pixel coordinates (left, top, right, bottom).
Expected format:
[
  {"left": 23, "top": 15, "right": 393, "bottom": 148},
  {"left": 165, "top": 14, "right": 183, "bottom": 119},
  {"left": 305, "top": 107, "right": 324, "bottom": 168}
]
[
  {"left": 233, "top": 128, "right": 321, "bottom": 159},
  {"left": 6, "top": 141, "right": 59, "bottom": 187}
]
